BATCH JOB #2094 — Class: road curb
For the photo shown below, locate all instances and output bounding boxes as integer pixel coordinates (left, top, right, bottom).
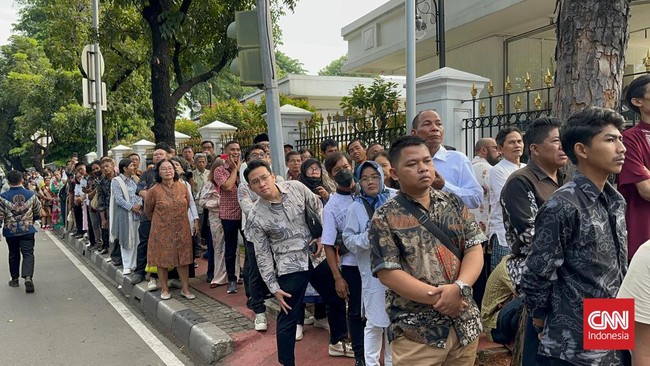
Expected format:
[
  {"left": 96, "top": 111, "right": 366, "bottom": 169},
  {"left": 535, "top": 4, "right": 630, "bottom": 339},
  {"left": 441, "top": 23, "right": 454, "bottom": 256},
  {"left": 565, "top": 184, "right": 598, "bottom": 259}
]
[{"left": 56, "top": 229, "right": 233, "bottom": 364}]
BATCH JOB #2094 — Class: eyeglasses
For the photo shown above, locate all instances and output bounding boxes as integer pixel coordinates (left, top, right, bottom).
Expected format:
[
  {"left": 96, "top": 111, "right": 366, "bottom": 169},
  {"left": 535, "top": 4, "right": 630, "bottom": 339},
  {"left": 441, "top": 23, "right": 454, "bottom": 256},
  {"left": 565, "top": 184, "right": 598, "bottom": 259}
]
[
  {"left": 359, "top": 175, "right": 381, "bottom": 183},
  {"left": 249, "top": 152, "right": 267, "bottom": 160},
  {"left": 307, "top": 166, "right": 321, "bottom": 173},
  {"left": 250, "top": 174, "right": 272, "bottom": 187}
]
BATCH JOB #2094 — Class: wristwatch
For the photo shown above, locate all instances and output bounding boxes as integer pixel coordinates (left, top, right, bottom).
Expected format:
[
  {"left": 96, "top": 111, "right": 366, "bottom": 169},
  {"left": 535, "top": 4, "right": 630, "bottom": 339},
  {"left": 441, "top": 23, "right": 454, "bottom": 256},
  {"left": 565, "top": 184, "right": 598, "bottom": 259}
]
[{"left": 454, "top": 280, "right": 473, "bottom": 298}]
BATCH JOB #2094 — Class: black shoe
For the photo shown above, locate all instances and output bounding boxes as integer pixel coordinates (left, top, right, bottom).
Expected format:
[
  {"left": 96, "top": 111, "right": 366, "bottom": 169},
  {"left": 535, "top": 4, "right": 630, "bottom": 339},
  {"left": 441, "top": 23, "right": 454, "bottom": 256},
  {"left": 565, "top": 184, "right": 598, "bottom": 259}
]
[
  {"left": 130, "top": 273, "right": 144, "bottom": 284},
  {"left": 24, "top": 277, "right": 34, "bottom": 293},
  {"left": 354, "top": 360, "right": 365, "bottom": 366},
  {"left": 206, "top": 276, "right": 213, "bottom": 283},
  {"left": 8, "top": 279, "right": 18, "bottom": 287}
]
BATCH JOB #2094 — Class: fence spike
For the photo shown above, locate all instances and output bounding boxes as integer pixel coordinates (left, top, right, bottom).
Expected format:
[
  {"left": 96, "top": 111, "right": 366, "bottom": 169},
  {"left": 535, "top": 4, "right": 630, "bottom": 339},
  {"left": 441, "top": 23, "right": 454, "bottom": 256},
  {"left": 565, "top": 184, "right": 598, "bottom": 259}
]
[
  {"left": 505, "top": 76, "right": 512, "bottom": 94},
  {"left": 534, "top": 93, "right": 543, "bottom": 110},
  {"left": 479, "top": 102, "right": 486, "bottom": 116},
  {"left": 645, "top": 49, "right": 650, "bottom": 72},
  {"left": 487, "top": 80, "right": 494, "bottom": 96},
  {"left": 514, "top": 96, "right": 522, "bottom": 112},
  {"left": 544, "top": 68, "right": 554, "bottom": 87},
  {"left": 524, "top": 72, "right": 532, "bottom": 91},
  {"left": 470, "top": 83, "right": 478, "bottom": 99},
  {"left": 497, "top": 99, "right": 504, "bottom": 115}
]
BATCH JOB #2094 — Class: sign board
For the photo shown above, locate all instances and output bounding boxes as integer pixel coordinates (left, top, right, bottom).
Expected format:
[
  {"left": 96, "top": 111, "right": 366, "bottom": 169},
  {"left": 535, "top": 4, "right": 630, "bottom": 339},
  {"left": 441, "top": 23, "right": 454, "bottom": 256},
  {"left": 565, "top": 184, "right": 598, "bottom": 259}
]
[
  {"left": 82, "top": 78, "right": 107, "bottom": 111},
  {"left": 81, "top": 44, "right": 104, "bottom": 80}
]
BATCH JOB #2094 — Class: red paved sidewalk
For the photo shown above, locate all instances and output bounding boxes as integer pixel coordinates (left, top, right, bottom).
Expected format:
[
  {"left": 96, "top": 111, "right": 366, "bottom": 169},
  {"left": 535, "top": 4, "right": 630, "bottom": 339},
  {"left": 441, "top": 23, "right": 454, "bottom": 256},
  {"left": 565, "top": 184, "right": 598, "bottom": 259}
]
[{"left": 190, "top": 257, "right": 510, "bottom": 366}]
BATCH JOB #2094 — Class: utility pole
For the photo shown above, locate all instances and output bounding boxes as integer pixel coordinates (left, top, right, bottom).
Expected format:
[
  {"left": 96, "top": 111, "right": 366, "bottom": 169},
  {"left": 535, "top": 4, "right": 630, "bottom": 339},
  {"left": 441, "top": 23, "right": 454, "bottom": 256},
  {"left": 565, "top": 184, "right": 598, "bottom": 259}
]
[
  {"left": 257, "top": 0, "right": 285, "bottom": 175},
  {"left": 92, "top": 0, "right": 103, "bottom": 157},
  {"left": 406, "top": 0, "right": 416, "bottom": 124}
]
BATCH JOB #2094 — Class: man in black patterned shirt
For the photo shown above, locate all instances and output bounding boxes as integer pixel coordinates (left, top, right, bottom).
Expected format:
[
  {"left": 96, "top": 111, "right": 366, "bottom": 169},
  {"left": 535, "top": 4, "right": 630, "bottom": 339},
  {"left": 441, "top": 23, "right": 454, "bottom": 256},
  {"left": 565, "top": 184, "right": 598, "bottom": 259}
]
[{"left": 520, "top": 107, "right": 628, "bottom": 366}]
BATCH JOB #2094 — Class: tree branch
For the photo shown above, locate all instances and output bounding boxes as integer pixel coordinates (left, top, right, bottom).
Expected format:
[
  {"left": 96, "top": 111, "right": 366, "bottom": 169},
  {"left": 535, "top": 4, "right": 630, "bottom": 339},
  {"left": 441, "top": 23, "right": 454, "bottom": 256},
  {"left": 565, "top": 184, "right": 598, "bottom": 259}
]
[{"left": 171, "top": 53, "right": 230, "bottom": 103}]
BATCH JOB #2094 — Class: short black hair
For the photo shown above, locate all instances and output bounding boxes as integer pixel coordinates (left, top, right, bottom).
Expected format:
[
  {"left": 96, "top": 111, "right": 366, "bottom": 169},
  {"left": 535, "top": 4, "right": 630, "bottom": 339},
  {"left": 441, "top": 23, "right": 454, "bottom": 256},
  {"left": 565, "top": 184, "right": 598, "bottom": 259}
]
[
  {"left": 224, "top": 140, "right": 239, "bottom": 150},
  {"left": 201, "top": 140, "right": 214, "bottom": 148},
  {"left": 127, "top": 152, "right": 140, "bottom": 160},
  {"left": 524, "top": 117, "right": 563, "bottom": 153},
  {"left": 324, "top": 151, "right": 353, "bottom": 175},
  {"left": 118, "top": 159, "right": 132, "bottom": 174},
  {"left": 182, "top": 146, "right": 193, "bottom": 152},
  {"left": 244, "top": 160, "right": 273, "bottom": 183},
  {"left": 90, "top": 160, "right": 101, "bottom": 168},
  {"left": 495, "top": 127, "right": 522, "bottom": 147},
  {"left": 346, "top": 139, "right": 366, "bottom": 152},
  {"left": 284, "top": 144, "right": 294, "bottom": 150},
  {"left": 245, "top": 144, "right": 267, "bottom": 161},
  {"left": 154, "top": 142, "right": 172, "bottom": 153},
  {"left": 561, "top": 106, "right": 625, "bottom": 165},
  {"left": 7, "top": 170, "right": 23, "bottom": 185},
  {"left": 625, "top": 74, "right": 650, "bottom": 115},
  {"left": 285, "top": 150, "right": 301, "bottom": 163},
  {"left": 388, "top": 135, "right": 428, "bottom": 167},
  {"left": 253, "top": 133, "right": 269, "bottom": 143},
  {"left": 320, "top": 138, "right": 337, "bottom": 153},
  {"left": 74, "top": 161, "right": 86, "bottom": 170},
  {"left": 155, "top": 159, "right": 179, "bottom": 183},
  {"left": 298, "top": 147, "right": 313, "bottom": 156}
]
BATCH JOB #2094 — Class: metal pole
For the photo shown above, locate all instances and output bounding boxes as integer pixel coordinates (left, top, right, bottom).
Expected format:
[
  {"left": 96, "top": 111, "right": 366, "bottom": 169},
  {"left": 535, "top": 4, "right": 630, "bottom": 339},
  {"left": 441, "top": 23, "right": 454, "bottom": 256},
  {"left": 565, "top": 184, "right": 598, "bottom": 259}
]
[
  {"left": 257, "top": 0, "right": 286, "bottom": 175},
  {"left": 92, "top": 0, "right": 103, "bottom": 157},
  {"left": 438, "top": 0, "right": 446, "bottom": 68},
  {"left": 406, "top": 0, "right": 417, "bottom": 126}
]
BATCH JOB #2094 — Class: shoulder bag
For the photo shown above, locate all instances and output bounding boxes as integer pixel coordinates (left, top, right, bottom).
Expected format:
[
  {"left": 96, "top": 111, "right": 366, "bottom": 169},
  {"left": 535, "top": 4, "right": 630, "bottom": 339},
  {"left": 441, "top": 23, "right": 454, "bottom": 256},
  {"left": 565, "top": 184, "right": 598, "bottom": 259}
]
[{"left": 394, "top": 194, "right": 463, "bottom": 260}]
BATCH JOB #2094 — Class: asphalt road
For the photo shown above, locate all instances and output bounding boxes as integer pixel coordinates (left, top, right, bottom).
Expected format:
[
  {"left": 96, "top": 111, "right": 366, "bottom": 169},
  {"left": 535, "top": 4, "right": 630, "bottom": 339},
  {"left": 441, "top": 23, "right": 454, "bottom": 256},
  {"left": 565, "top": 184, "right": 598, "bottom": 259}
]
[{"left": 0, "top": 231, "right": 196, "bottom": 366}]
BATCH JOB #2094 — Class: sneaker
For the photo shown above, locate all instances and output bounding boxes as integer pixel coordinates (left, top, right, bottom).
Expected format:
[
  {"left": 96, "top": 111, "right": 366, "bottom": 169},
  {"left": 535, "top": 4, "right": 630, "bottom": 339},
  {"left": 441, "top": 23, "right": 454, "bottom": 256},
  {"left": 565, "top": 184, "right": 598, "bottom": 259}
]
[
  {"left": 8, "top": 279, "right": 19, "bottom": 287},
  {"left": 226, "top": 281, "right": 237, "bottom": 294},
  {"left": 304, "top": 314, "right": 315, "bottom": 325},
  {"left": 354, "top": 360, "right": 366, "bottom": 366},
  {"left": 328, "top": 341, "right": 347, "bottom": 357},
  {"left": 24, "top": 277, "right": 34, "bottom": 293},
  {"left": 130, "top": 273, "right": 144, "bottom": 284},
  {"left": 122, "top": 268, "right": 132, "bottom": 275},
  {"left": 147, "top": 278, "right": 158, "bottom": 291},
  {"left": 254, "top": 313, "right": 268, "bottom": 331},
  {"left": 168, "top": 279, "right": 182, "bottom": 289},
  {"left": 295, "top": 324, "right": 303, "bottom": 341},
  {"left": 313, "top": 317, "right": 330, "bottom": 332}
]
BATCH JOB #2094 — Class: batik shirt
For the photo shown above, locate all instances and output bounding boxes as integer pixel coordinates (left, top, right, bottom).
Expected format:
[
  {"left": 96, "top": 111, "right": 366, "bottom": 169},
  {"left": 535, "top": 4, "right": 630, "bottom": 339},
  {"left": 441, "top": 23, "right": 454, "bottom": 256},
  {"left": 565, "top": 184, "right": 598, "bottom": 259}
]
[
  {"left": 369, "top": 188, "right": 486, "bottom": 348},
  {"left": 96, "top": 176, "right": 113, "bottom": 213},
  {"left": 244, "top": 181, "right": 323, "bottom": 294},
  {"left": 501, "top": 160, "right": 564, "bottom": 287},
  {"left": 520, "top": 171, "right": 627, "bottom": 365}
]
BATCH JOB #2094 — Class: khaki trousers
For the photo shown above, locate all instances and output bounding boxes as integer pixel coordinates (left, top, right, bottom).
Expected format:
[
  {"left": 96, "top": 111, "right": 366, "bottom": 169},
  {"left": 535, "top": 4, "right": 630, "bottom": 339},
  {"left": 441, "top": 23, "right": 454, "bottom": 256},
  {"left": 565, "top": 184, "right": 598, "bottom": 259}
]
[{"left": 391, "top": 327, "right": 478, "bottom": 366}]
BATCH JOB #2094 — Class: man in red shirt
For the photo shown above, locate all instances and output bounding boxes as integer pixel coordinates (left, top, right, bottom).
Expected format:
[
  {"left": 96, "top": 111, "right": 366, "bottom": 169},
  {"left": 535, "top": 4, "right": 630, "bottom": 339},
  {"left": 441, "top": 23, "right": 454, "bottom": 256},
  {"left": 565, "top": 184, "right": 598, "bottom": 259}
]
[
  {"left": 214, "top": 141, "right": 243, "bottom": 294},
  {"left": 621, "top": 75, "right": 650, "bottom": 260}
]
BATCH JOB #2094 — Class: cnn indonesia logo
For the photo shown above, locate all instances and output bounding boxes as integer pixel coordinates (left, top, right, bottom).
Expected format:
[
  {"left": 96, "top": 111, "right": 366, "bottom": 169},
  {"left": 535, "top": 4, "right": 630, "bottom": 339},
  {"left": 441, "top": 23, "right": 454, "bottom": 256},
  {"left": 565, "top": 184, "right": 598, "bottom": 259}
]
[{"left": 583, "top": 298, "right": 634, "bottom": 350}]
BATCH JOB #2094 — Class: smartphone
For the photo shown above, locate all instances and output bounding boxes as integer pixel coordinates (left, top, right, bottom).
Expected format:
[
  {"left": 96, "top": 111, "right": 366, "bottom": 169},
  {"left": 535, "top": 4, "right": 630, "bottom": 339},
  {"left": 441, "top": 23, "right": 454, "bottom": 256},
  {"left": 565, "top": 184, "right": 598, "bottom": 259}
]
[{"left": 308, "top": 241, "right": 318, "bottom": 254}]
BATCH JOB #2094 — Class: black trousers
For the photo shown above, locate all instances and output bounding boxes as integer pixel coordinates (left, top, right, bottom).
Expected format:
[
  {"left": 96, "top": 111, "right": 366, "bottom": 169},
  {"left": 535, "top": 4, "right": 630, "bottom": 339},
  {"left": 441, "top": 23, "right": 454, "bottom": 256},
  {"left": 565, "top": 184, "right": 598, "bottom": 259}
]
[
  {"left": 73, "top": 205, "right": 84, "bottom": 234},
  {"left": 243, "top": 240, "right": 268, "bottom": 314},
  {"left": 134, "top": 219, "right": 151, "bottom": 276},
  {"left": 6, "top": 234, "right": 35, "bottom": 279},
  {"left": 341, "top": 265, "right": 365, "bottom": 361},
  {"left": 221, "top": 219, "right": 241, "bottom": 282}
]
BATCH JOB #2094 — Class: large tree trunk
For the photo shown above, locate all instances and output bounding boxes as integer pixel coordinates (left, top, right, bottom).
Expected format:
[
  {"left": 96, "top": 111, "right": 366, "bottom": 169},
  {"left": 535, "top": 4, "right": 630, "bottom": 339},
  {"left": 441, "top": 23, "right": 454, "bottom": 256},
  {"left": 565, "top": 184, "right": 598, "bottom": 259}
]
[
  {"left": 143, "top": 1, "right": 176, "bottom": 147},
  {"left": 553, "top": 0, "right": 631, "bottom": 120}
]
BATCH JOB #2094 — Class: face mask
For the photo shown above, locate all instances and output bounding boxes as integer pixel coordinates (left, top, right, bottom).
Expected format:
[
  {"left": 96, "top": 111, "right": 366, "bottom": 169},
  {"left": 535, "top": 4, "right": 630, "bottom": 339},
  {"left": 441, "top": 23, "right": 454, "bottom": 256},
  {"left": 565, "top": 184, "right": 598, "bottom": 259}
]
[{"left": 334, "top": 169, "right": 354, "bottom": 187}]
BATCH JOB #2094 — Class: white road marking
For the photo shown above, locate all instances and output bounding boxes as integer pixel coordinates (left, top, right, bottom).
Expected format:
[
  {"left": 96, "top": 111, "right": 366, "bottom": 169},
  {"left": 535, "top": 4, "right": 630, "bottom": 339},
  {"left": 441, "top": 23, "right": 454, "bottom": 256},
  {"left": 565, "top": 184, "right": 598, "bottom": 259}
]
[{"left": 45, "top": 231, "right": 184, "bottom": 366}]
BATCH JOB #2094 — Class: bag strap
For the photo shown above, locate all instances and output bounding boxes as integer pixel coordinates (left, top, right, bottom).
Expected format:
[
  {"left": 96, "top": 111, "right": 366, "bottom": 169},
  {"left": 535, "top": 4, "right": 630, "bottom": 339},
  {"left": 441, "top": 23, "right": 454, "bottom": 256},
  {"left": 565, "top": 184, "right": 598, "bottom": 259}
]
[
  {"left": 361, "top": 198, "right": 374, "bottom": 219},
  {"left": 394, "top": 194, "right": 463, "bottom": 260}
]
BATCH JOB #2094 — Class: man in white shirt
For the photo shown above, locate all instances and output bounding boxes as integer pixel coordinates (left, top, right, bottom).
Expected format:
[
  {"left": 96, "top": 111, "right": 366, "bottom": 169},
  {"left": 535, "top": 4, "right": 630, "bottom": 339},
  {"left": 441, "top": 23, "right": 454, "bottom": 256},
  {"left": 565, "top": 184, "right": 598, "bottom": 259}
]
[
  {"left": 470, "top": 138, "right": 501, "bottom": 233},
  {"left": 488, "top": 128, "right": 525, "bottom": 271},
  {"left": 411, "top": 109, "right": 483, "bottom": 208}
]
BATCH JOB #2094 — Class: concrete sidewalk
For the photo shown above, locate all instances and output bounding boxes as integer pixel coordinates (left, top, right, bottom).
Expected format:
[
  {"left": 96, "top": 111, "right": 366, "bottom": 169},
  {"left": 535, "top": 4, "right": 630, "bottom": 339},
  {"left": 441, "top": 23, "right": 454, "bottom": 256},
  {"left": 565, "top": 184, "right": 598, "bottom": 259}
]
[{"left": 60, "top": 228, "right": 510, "bottom": 365}]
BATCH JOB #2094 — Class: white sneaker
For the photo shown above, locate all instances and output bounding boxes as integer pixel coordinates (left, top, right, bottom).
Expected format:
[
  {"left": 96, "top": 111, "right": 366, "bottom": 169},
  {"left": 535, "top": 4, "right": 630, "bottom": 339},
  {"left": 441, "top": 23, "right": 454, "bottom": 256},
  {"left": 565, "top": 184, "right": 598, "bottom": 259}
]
[
  {"left": 254, "top": 313, "right": 268, "bottom": 331},
  {"left": 122, "top": 268, "right": 131, "bottom": 275},
  {"left": 328, "top": 340, "right": 354, "bottom": 358},
  {"left": 304, "top": 314, "right": 315, "bottom": 325},
  {"left": 313, "top": 317, "right": 330, "bottom": 332},
  {"left": 295, "top": 324, "right": 303, "bottom": 341},
  {"left": 147, "top": 278, "right": 158, "bottom": 291}
]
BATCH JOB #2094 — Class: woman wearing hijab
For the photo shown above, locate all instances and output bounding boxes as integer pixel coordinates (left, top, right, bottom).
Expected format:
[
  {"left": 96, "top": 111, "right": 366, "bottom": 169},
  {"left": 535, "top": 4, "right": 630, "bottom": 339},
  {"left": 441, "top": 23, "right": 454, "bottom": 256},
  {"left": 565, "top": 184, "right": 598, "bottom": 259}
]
[
  {"left": 343, "top": 160, "right": 397, "bottom": 366},
  {"left": 299, "top": 158, "right": 330, "bottom": 204}
]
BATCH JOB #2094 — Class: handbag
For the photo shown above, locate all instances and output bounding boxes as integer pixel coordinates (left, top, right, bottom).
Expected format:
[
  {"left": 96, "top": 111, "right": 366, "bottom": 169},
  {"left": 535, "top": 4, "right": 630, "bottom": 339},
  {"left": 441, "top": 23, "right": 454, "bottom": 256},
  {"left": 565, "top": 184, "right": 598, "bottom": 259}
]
[
  {"left": 90, "top": 191, "right": 99, "bottom": 210},
  {"left": 304, "top": 203, "right": 322, "bottom": 239},
  {"left": 394, "top": 194, "right": 462, "bottom": 260}
]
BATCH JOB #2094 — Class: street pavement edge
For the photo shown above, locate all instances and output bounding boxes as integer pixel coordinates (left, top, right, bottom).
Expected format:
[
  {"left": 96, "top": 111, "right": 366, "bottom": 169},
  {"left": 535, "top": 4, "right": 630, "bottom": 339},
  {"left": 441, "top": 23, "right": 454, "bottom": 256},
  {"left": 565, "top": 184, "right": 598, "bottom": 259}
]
[{"left": 54, "top": 229, "right": 234, "bottom": 364}]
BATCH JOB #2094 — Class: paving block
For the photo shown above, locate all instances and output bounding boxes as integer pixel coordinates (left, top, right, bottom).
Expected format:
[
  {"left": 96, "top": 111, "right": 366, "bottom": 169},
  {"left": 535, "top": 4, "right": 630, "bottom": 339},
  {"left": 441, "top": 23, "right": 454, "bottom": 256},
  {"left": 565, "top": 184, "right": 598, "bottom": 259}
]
[
  {"left": 157, "top": 299, "right": 188, "bottom": 331},
  {"left": 121, "top": 276, "right": 133, "bottom": 297},
  {"left": 131, "top": 283, "right": 147, "bottom": 308},
  {"left": 142, "top": 290, "right": 160, "bottom": 318},
  {"left": 172, "top": 309, "right": 207, "bottom": 346},
  {"left": 189, "top": 322, "right": 233, "bottom": 363},
  {"left": 100, "top": 258, "right": 110, "bottom": 273},
  {"left": 90, "top": 251, "right": 101, "bottom": 267},
  {"left": 114, "top": 270, "right": 125, "bottom": 286}
]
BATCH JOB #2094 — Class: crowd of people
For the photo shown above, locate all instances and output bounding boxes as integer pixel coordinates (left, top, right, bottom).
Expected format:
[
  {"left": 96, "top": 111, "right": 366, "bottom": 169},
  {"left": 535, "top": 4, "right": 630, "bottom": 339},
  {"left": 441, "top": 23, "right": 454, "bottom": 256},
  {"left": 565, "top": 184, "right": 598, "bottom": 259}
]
[{"left": 1, "top": 75, "right": 650, "bottom": 366}]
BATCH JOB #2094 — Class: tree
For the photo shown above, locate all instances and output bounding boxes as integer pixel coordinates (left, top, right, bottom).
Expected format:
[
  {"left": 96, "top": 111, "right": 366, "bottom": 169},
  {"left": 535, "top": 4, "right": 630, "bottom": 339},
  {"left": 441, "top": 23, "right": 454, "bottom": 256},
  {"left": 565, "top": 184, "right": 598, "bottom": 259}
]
[
  {"left": 110, "top": 0, "right": 297, "bottom": 147},
  {"left": 275, "top": 50, "right": 306, "bottom": 78},
  {"left": 553, "top": 0, "right": 631, "bottom": 119},
  {"left": 340, "top": 77, "right": 401, "bottom": 130},
  {"left": 318, "top": 55, "right": 368, "bottom": 77},
  {"left": 0, "top": 35, "right": 96, "bottom": 170}
]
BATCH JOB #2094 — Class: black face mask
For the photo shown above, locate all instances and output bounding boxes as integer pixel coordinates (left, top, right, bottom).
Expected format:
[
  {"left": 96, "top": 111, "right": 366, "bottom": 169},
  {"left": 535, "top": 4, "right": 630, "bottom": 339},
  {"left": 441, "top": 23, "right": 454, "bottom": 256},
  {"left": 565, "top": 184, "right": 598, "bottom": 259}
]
[{"left": 334, "top": 169, "right": 354, "bottom": 187}]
